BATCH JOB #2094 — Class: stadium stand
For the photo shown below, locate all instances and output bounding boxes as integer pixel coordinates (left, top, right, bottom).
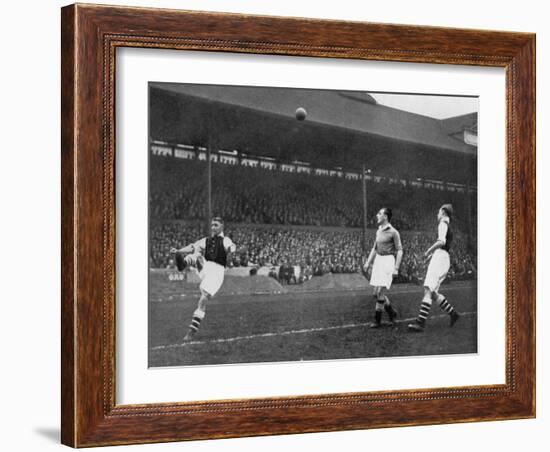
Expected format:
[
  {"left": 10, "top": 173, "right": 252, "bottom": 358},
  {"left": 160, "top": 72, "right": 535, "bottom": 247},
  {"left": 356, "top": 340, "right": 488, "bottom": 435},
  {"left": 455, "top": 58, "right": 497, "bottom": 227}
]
[
  {"left": 148, "top": 84, "right": 478, "bottom": 287},
  {"left": 151, "top": 222, "right": 477, "bottom": 284},
  {"left": 150, "top": 155, "right": 475, "bottom": 231}
]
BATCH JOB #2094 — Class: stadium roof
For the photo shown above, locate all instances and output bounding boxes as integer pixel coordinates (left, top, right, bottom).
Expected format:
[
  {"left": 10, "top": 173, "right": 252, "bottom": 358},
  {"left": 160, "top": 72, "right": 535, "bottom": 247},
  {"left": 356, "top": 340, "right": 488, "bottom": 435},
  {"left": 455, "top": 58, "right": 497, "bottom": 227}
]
[
  {"left": 153, "top": 83, "right": 477, "bottom": 155},
  {"left": 149, "top": 85, "right": 477, "bottom": 185},
  {"left": 441, "top": 112, "right": 478, "bottom": 134}
]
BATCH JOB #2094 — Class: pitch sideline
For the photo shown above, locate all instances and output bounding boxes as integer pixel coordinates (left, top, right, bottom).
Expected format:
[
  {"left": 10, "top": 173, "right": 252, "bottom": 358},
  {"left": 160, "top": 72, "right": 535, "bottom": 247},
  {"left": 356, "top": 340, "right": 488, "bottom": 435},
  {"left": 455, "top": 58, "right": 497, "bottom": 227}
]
[
  {"left": 152, "top": 311, "right": 477, "bottom": 351},
  {"left": 151, "top": 282, "right": 476, "bottom": 304}
]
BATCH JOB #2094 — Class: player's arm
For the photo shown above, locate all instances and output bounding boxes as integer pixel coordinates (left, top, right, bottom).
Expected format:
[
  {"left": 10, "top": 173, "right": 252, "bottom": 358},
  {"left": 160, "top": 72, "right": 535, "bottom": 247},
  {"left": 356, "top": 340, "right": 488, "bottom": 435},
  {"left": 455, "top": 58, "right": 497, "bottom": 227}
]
[
  {"left": 170, "top": 244, "right": 194, "bottom": 254},
  {"left": 394, "top": 231, "right": 403, "bottom": 275},
  {"left": 424, "top": 220, "right": 448, "bottom": 257},
  {"left": 224, "top": 236, "right": 249, "bottom": 255},
  {"left": 170, "top": 238, "right": 205, "bottom": 255},
  {"left": 223, "top": 236, "right": 237, "bottom": 253},
  {"left": 364, "top": 243, "right": 376, "bottom": 270}
]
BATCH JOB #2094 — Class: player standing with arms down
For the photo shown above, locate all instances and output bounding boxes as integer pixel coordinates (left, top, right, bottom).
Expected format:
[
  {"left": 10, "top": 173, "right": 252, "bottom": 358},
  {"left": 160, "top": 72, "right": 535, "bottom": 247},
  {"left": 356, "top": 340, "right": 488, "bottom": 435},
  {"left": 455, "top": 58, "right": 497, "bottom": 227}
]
[
  {"left": 408, "top": 204, "right": 461, "bottom": 332},
  {"left": 363, "top": 207, "right": 403, "bottom": 328},
  {"left": 170, "top": 217, "right": 238, "bottom": 341}
]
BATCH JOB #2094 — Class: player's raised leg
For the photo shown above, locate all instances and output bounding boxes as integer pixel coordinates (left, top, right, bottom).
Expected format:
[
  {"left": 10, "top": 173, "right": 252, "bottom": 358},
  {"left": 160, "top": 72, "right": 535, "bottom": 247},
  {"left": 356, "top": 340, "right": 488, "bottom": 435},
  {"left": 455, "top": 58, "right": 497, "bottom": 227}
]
[
  {"left": 174, "top": 251, "right": 204, "bottom": 272},
  {"left": 171, "top": 217, "right": 238, "bottom": 342}
]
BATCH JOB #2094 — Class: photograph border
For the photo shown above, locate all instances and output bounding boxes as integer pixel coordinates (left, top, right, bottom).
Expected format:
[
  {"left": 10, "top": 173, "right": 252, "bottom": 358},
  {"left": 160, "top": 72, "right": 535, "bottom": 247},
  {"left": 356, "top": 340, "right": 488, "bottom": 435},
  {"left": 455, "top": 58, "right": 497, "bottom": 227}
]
[{"left": 61, "top": 3, "right": 535, "bottom": 447}]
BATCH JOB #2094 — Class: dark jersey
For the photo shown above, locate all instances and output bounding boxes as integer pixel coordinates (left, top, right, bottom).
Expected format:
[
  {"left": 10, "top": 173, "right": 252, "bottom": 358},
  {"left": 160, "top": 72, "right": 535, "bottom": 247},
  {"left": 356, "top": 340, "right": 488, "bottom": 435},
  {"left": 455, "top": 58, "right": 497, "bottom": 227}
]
[
  {"left": 205, "top": 235, "right": 228, "bottom": 267},
  {"left": 193, "top": 234, "right": 236, "bottom": 268}
]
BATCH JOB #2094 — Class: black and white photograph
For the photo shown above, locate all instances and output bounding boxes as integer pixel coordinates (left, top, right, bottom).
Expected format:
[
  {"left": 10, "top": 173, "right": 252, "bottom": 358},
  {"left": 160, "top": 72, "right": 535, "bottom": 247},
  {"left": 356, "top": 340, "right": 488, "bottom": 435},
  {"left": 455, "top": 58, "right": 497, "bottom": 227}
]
[
  {"left": 148, "top": 82, "right": 478, "bottom": 367},
  {"left": 1, "top": 0, "right": 544, "bottom": 449}
]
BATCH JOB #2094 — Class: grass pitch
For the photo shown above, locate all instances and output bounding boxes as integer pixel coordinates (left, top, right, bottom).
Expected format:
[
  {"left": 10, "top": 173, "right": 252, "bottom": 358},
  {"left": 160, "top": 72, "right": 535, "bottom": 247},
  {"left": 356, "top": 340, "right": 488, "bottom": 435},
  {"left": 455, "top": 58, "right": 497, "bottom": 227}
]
[{"left": 148, "top": 281, "right": 477, "bottom": 367}]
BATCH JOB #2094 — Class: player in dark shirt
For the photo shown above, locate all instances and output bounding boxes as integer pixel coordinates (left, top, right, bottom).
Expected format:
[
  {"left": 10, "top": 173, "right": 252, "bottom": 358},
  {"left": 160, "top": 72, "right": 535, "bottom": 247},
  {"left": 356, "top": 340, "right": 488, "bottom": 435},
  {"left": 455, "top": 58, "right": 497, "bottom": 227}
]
[
  {"left": 363, "top": 208, "right": 403, "bottom": 328},
  {"left": 171, "top": 217, "right": 238, "bottom": 341}
]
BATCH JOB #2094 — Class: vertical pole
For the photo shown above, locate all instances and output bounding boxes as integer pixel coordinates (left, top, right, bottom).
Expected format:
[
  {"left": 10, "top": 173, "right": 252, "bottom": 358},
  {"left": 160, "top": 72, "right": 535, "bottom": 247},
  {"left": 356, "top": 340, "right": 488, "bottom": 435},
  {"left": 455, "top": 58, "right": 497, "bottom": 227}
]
[
  {"left": 207, "top": 136, "right": 212, "bottom": 234},
  {"left": 206, "top": 104, "right": 213, "bottom": 235},
  {"left": 466, "top": 180, "right": 472, "bottom": 250},
  {"left": 362, "top": 164, "right": 368, "bottom": 252}
]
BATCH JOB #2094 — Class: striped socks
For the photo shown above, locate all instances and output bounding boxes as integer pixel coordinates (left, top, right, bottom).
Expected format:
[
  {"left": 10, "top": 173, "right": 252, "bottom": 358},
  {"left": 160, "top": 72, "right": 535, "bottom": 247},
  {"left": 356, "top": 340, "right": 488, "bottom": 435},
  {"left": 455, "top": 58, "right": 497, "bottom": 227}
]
[
  {"left": 438, "top": 296, "right": 455, "bottom": 315},
  {"left": 408, "top": 299, "right": 431, "bottom": 331},
  {"left": 189, "top": 308, "right": 205, "bottom": 333},
  {"left": 417, "top": 300, "right": 432, "bottom": 326},
  {"left": 410, "top": 294, "right": 458, "bottom": 332},
  {"left": 438, "top": 295, "right": 461, "bottom": 326}
]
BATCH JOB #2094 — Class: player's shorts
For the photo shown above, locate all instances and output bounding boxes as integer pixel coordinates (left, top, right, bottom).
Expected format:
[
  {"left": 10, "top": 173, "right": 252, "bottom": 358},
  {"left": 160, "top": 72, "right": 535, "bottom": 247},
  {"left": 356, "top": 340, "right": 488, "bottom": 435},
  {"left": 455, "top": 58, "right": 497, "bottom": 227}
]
[
  {"left": 370, "top": 254, "right": 395, "bottom": 290},
  {"left": 424, "top": 249, "right": 450, "bottom": 292},
  {"left": 198, "top": 260, "right": 225, "bottom": 297}
]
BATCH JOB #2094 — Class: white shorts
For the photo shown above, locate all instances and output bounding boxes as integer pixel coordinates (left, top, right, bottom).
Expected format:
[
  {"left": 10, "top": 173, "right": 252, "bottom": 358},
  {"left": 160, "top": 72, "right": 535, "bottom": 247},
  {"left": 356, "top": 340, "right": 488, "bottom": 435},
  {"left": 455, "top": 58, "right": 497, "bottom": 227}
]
[
  {"left": 424, "top": 249, "right": 450, "bottom": 292},
  {"left": 198, "top": 260, "right": 225, "bottom": 297},
  {"left": 370, "top": 254, "right": 395, "bottom": 290}
]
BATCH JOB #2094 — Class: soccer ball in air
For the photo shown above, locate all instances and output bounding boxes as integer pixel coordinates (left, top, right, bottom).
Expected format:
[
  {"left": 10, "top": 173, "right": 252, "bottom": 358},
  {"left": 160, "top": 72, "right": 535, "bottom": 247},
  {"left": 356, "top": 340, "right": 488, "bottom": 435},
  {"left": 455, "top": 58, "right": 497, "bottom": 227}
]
[{"left": 295, "top": 107, "right": 307, "bottom": 121}]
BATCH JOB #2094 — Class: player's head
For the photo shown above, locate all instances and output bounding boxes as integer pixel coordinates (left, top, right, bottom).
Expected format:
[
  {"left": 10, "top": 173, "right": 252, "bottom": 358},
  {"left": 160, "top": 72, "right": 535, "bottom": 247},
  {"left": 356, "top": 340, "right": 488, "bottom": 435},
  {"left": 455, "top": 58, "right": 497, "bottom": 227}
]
[
  {"left": 210, "top": 217, "right": 224, "bottom": 235},
  {"left": 376, "top": 207, "right": 392, "bottom": 225},
  {"left": 438, "top": 204, "right": 453, "bottom": 221}
]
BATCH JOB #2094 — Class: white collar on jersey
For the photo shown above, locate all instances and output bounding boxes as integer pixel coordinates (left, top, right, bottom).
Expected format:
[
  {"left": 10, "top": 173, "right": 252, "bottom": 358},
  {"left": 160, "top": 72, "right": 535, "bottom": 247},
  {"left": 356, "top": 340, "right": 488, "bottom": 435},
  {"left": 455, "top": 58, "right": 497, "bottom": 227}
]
[{"left": 206, "top": 232, "right": 225, "bottom": 240}]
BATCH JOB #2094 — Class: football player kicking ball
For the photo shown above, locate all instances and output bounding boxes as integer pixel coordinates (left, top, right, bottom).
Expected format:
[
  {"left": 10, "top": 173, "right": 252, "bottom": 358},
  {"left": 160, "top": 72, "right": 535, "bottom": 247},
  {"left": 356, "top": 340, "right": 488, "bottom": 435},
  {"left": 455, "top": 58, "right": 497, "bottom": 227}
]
[
  {"left": 408, "top": 204, "right": 461, "bottom": 332},
  {"left": 170, "top": 217, "right": 238, "bottom": 341},
  {"left": 363, "top": 207, "right": 403, "bottom": 328}
]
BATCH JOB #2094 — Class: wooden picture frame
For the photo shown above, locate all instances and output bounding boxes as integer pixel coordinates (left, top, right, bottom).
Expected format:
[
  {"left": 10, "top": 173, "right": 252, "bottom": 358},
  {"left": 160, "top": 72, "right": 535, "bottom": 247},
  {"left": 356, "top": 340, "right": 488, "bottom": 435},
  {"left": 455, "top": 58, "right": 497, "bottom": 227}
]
[{"left": 61, "top": 3, "right": 535, "bottom": 447}]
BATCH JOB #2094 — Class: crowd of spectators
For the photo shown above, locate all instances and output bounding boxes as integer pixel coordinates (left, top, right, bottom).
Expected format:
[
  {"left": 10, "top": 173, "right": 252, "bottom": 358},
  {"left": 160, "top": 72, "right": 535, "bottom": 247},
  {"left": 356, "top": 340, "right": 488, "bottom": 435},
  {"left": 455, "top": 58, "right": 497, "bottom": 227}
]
[
  {"left": 150, "top": 156, "right": 475, "bottom": 232},
  {"left": 150, "top": 222, "right": 477, "bottom": 283},
  {"left": 149, "top": 154, "right": 477, "bottom": 284}
]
